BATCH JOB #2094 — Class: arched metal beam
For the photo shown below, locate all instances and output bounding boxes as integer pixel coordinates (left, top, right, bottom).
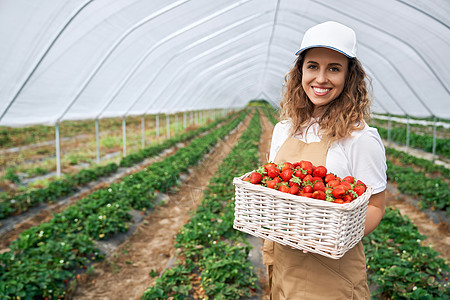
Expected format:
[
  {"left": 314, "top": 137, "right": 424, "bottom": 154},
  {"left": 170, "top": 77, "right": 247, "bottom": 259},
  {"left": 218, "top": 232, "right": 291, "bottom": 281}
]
[{"left": 0, "top": 0, "right": 94, "bottom": 121}]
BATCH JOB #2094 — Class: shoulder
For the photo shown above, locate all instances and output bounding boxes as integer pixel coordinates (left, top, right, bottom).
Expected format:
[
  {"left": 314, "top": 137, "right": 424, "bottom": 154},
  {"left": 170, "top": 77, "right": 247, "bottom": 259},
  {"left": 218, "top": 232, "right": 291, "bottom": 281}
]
[
  {"left": 271, "top": 119, "right": 292, "bottom": 145},
  {"left": 273, "top": 119, "right": 292, "bottom": 134}
]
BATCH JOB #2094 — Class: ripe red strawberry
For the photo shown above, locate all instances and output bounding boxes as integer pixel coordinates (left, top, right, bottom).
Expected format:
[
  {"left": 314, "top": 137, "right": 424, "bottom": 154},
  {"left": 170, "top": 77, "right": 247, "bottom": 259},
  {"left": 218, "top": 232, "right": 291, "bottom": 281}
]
[
  {"left": 280, "top": 162, "right": 294, "bottom": 171},
  {"left": 303, "top": 185, "right": 313, "bottom": 193},
  {"left": 250, "top": 172, "right": 263, "bottom": 184},
  {"left": 334, "top": 198, "right": 344, "bottom": 204},
  {"left": 280, "top": 169, "right": 293, "bottom": 182},
  {"left": 303, "top": 174, "right": 313, "bottom": 183},
  {"left": 353, "top": 185, "right": 366, "bottom": 196},
  {"left": 343, "top": 176, "right": 355, "bottom": 184},
  {"left": 312, "top": 190, "right": 326, "bottom": 200},
  {"left": 327, "top": 180, "right": 340, "bottom": 188},
  {"left": 342, "top": 194, "right": 352, "bottom": 203},
  {"left": 294, "top": 168, "right": 306, "bottom": 180},
  {"left": 312, "top": 176, "right": 323, "bottom": 183},
  {"left": 278, "top": 184, "right": 290, "bottom": 193},
  {"left": 324, "top": 173, "right": 336, "bottom": 183},
  {"left": 267, "top": 166, "right": 280, "bottom": 178},
  {"left": 266, "top": 180, "right": 277, "bottom": 189},
  {"left": 313, "top": 181, "right": 325, "bottom": 192},
  {"left": 243, "top": 177, "right": 251, "bottom": 182},
  {"left": 289, "top": 181, "right": 300, "bottom": 187},
  {"left": 313, "top": 166, "right": 327, "bottom": 178},
  {"left": 273, "top": 176, "right": 282, "bottom": 184},
  {"left": 299, "top": 160, "right": 313, "bottom": 175},
  {"left": 264, "top": 162, "right": 277, "bottom": 172},
  {"left": 332, "top": 186, "right": 346, "bottom": 199},
  {"left": 340, "top": 181, "right": 352, "bottom": 191},
  {"left": 289, "top": 185, "right": 299, "bottom": 195},
  {"left": 356, "top": 180, "right": 366, "bottom": 189},
  {"left": 300, "top": 192, "right": 313, "bottom": 198}
]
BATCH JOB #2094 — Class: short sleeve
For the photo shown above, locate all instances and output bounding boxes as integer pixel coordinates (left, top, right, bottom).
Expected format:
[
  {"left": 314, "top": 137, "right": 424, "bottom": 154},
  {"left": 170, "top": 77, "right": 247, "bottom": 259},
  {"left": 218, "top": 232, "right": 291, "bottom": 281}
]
[
  {"left": 347, "top": 127, "right": 387, "bottom": 194},
  {"left": 268, "top": 121, "right": 291, "bottom": 162}
]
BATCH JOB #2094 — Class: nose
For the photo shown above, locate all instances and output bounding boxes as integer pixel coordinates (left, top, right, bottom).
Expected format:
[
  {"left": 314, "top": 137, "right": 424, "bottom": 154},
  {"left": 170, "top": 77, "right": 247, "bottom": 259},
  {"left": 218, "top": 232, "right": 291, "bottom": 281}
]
[{"left": 316, "top": 70, "right": 328, "bottom": 84}]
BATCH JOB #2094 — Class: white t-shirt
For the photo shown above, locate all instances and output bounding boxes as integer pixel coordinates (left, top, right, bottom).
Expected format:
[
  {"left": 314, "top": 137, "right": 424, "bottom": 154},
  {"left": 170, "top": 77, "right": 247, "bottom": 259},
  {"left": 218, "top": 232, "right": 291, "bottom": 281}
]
[{"left": 269, "top": 120, "right": 387, "bottom": 194}]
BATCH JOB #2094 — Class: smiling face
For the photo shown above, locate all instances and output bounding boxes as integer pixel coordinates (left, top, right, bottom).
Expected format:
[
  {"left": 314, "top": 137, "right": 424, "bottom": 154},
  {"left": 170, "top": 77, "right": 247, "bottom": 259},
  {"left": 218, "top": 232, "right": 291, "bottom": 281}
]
[{"left": 301, "top": 47, "right": 349, "bottom": 115}]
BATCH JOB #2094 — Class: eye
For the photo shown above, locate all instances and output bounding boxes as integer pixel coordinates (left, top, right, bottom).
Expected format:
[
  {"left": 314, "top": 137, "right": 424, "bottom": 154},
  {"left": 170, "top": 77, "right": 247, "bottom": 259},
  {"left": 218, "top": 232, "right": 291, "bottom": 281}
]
[
  {"left": 329, "top": 66, "right": 340, "bottom": 72},
  {"left": 307, "top": 64, "right": 318, "bottom": 70}
]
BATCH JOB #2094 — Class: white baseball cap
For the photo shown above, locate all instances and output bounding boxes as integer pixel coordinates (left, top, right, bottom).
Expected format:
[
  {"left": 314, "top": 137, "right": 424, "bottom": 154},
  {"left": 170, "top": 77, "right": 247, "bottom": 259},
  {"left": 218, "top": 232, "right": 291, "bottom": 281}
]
[{"left": 295, "top": 21, "right": 357, "bottom": 58}]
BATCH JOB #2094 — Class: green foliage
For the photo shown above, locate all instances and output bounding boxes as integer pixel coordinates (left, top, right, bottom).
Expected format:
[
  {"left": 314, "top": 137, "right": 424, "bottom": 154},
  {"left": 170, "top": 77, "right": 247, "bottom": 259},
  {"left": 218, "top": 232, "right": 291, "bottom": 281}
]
[
  {"left": 364, "top": 208, "right": 450, "bottom": 299},
  {"left": 386, "top": 160, "right": 449, "bottom": 216},
  {"left": 4, "top": 168, "right": 21, "bottom": 184}
]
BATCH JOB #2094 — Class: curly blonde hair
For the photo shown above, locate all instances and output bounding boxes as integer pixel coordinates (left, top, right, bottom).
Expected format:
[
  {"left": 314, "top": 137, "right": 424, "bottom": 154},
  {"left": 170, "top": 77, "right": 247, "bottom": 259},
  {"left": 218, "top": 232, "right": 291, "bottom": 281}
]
[{"left": 279, "top": 49, "right": 372, "bottom": 141}]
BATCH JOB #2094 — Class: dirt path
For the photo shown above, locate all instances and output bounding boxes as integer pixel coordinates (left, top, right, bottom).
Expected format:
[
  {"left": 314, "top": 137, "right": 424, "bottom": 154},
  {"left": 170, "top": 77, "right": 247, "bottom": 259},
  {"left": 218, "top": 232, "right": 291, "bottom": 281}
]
[
  {"left": 385, "top": 184, "right": 450, "bottom": 263},
  {"left": 71, "top": 113, "right": 252, "bottom": 300}
]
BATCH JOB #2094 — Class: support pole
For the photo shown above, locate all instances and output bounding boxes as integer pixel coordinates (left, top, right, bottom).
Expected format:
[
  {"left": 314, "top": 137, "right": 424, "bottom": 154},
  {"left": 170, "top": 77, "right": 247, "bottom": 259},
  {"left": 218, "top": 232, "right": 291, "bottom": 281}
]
[
  {"left": 190, "top": 111, "right": 193, "bottom": 125},
  {"left": 156, "top": 114, "right": 160, "bottom": 137},
  {"left": 387, "top": 114, "right": 391, "bottom": 144},
  {"left": 141, "top": 115, "right": 145, "bottom": 149},
  {"left": 432, "top": 116, "right": 437, "bottom": 157},
  {"left": 166, "top": 114, "right": 170, "bottom": 138},
  {"left": 183, "top": 111, "right": 187, "bottom": 129},
  {"left": 95, "top": 118, "right": 100, "bottom": 164},
  {"left": 56, "top": 122, "right": 61, "bottom": 177},
  {"left": 175, "top": 113, "right": 179, "bottom": 133},
  {"left": 122, "top": 116, "right": 126, "bottom": 157},
  {"left": 406, "top": 115, "right": 410, "bottom": 150}
]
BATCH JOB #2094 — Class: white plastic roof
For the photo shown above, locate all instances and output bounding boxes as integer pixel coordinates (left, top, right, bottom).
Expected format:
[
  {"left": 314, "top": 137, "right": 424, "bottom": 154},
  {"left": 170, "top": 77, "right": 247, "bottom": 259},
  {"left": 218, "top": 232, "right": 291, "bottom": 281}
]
[{"left": 0, "top": 0, "right": 449, "bottom": 127}]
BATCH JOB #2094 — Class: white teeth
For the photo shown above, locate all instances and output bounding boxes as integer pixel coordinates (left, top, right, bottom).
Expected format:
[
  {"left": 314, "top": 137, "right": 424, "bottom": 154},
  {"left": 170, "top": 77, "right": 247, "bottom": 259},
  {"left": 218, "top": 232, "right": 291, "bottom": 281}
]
[{"left": 313, "top": 87, "right": 330, "bottom": 93}]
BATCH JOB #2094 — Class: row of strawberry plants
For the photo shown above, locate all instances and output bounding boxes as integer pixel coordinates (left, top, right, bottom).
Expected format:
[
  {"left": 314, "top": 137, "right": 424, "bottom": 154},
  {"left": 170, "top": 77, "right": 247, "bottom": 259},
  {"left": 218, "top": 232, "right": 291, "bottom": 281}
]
[
  {"left": 142, "top": 110, "right": 262, "bottom": 299},
  {"left": 386, "top": 160, "right": 449, "bottom": 217},
  {"left": 0, "top": 113, "right": 235, "bottom": 220},
  {"left": 363, "top": 207, "right": 449, "bottom": 298},
  {"left": 386, "top": 147, "right": 449, "bottom": 178},
  {"left": 374, "top": 125, "right": 450, "bottom": 159},
  {"left": 0, "top": 110, "right": 246, "bottom": 299}
]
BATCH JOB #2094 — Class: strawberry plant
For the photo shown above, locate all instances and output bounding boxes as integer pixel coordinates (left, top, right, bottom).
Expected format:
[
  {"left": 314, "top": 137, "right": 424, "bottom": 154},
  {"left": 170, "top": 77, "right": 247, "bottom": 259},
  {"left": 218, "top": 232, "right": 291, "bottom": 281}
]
[
  {"left": 386, "top": 161, "right": 449, "bottom": 216},
  {"left": 363, "top": 207, "right": 450, "bottom": 298}
]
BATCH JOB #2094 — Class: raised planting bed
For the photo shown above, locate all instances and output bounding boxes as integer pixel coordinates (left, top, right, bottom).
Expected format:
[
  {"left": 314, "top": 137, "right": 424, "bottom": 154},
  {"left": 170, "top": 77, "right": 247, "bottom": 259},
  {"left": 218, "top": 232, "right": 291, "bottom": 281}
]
[{"left": 0, "top": 110, "right": 247, "bottom": 299}]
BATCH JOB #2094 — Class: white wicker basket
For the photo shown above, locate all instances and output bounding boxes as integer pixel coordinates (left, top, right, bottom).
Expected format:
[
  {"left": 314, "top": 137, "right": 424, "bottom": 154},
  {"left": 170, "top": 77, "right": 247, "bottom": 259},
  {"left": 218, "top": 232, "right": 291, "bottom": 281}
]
[{"left": 233, "top": 171, "right": 372, "bottom": 259}]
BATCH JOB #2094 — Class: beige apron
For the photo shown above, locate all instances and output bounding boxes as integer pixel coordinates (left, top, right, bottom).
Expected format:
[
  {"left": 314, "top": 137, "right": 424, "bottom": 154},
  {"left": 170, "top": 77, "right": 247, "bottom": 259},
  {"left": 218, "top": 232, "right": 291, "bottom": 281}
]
[{"left": 263, "top": 136, "right": 369, "bottom": 300}]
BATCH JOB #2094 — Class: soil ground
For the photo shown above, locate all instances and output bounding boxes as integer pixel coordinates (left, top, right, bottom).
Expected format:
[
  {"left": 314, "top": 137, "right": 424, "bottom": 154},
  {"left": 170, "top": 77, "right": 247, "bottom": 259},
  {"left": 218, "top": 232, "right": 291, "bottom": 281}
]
[{"left": 71, "top": 113, "right": 252, "bottom": 299}]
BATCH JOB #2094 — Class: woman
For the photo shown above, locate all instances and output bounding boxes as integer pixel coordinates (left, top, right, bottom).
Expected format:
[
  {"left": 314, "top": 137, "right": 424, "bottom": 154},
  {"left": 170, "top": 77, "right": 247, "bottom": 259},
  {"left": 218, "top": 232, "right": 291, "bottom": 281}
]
[{"left": 264, "top": 21, "right": 387, "bottom": 299}]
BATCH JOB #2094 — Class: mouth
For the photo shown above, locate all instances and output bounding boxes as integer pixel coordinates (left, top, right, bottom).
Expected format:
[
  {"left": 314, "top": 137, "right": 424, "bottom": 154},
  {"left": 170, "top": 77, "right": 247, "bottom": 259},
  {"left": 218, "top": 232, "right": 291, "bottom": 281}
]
[{"left": 312, "top": 86, "right": 332, "bottom": 96}]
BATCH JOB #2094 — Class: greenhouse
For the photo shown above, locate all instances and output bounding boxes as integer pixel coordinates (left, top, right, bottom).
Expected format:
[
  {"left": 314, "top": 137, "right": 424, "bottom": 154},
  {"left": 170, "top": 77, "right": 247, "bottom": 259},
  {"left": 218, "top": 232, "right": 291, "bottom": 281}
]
[{"left": 0, "top": 0, "right": 449, "bottom": 299}]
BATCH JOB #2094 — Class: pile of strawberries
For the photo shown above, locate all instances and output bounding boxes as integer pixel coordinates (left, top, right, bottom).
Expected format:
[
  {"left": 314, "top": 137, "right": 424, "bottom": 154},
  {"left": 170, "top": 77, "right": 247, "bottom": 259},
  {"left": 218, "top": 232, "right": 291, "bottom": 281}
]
[{"left": 243, "top": 160, "right": 367, "bottom": 204}]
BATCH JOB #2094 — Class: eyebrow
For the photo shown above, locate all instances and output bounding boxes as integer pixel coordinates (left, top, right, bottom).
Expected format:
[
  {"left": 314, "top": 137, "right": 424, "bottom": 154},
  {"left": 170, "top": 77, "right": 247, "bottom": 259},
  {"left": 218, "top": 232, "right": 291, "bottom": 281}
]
[{"left": 306, "top": 60, "right": 343, "bottom": 67}]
